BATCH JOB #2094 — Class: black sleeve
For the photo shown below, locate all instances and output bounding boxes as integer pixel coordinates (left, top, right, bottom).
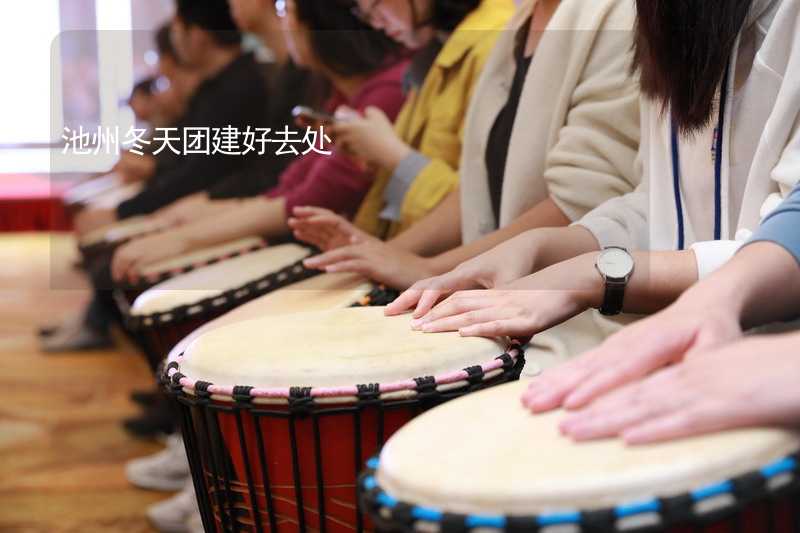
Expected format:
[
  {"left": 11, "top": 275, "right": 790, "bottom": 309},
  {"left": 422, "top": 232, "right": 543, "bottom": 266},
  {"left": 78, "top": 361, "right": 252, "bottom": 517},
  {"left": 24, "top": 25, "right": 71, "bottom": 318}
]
[{"left": 117, "top": 58, "right": 269, "bottom": 218}]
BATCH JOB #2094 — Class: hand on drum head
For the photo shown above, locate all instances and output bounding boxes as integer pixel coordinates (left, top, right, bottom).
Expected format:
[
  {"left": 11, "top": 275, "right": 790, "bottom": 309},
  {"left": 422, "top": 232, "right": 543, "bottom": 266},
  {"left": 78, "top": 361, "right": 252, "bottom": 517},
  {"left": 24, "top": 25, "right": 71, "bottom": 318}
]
[
  {"left": 111, "top": 228, "right": 190, "bottom": 284},
  {"left": 556, "top": 333, "right": 800, "bottom": 444},
  {"left": 520, "top": 300, "right": 743, "bottom": 415},
  {"left": 302, "top": 240, "right": 438, "bottom": 290},
  {"left": 403, "top": 253, "right": 606, "bottom": 337},
  {"left": 386, "top": 240, "right": 538, "bottom": 318},
  {"left": 289, "top": 206, "right": 372, "bottom": 252}
]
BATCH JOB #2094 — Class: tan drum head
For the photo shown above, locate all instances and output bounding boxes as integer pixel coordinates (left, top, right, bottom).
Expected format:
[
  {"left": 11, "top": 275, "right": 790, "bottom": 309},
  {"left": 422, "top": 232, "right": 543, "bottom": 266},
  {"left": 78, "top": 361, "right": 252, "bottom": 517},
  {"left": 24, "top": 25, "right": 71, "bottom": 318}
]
[
  {"left": 179, "top": 306, "right": 509, "bottom": 390},
  {"left": 130, "top": 243, "right": 311, "bottom": 317},
  {"left": 375, "top": 380, "right": 800, "bottom": 517},
  {"left": 137, "top": 236, "right": 265, "bottom": 279},
  {"left": 167, "top": 272, "right": 374, "bottom": 360}
]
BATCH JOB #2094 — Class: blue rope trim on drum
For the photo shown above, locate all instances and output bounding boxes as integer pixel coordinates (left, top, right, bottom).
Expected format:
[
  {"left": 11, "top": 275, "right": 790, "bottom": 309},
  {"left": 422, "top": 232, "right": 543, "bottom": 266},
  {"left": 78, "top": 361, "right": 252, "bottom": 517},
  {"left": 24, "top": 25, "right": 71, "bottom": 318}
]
[
  {"left": 691, "top": 480, "right": 733, "bottom": 501},
  {"left": 761, "top": 456, "right": 797, "bottom": 478},
  {"left": 536, "top": 511, "right": 580, "bottom": 526},
  {"left": 614, "top": 499, "right": 660, "bottom": 518},
  {"left": 360, "top": 452, "right": 800, "bottom": 531}
]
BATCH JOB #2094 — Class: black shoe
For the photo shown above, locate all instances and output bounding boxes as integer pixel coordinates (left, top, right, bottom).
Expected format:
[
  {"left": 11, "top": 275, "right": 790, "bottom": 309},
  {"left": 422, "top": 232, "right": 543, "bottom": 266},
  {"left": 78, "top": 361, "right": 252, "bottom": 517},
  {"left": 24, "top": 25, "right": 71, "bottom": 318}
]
[
  {"left": 123, "top": 402, "right": 177, "bottom": 440},
  {"left": 130, "top": 389, "right": 160, "bottom": 408}
]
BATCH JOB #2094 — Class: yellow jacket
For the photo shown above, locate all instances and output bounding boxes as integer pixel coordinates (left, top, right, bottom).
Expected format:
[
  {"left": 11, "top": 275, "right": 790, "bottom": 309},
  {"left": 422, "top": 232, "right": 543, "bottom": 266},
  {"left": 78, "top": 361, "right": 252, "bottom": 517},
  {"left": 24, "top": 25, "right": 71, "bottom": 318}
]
[{"left": 354, "top": 0, "right": 514, "bottom": 239}]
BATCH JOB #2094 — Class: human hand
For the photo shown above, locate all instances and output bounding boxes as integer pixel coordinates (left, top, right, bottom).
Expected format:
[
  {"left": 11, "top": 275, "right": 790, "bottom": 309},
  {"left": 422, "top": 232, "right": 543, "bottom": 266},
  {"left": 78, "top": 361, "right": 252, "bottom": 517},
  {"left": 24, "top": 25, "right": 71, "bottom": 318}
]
[
  {"left": 73, "top": 208, "right": 117, "bottom": 236},
  {"left": 289, "top": 206, "right": 374, "bottom": 251},
  {"left": 303, "top": 240, "right": 438, "bottom": 290},
  {"left": 557, "top": 332, "right": 800, "bottom": 444},
  {"left": 330, "top": 106, "right": 409, "bottom": 171},
  {"left": 385, "top": 235, "right": 539, "bottom": 318},
  {"left": 521, "top": 294, "right": 743, "bottom": 414},
  {"left": 111, "top": 229, "right": 191, "bottom": 283}
]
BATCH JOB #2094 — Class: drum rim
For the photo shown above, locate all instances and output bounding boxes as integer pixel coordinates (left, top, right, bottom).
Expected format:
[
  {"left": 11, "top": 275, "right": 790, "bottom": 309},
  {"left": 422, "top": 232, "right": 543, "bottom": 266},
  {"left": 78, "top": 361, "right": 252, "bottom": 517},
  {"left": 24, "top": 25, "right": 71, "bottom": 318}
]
[
  {"left": 118, "top": 239, "right": 267, "bottom": 292},
  {"left": 163, "top": 344, "right": 524, "bottom": 403},
  {"left": 359, "top": 452, "right": 800, "bottom": 531},
  {"left": 124, "top": 249, "right": 318, "bottom": 330}
]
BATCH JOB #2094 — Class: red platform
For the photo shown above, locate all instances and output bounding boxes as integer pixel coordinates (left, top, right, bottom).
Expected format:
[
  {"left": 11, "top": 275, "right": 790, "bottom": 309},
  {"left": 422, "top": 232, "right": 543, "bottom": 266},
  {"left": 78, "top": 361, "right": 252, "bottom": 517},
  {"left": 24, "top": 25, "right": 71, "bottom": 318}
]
[{"left": 0, "top": 175, "right": 73, "bottom": 232}]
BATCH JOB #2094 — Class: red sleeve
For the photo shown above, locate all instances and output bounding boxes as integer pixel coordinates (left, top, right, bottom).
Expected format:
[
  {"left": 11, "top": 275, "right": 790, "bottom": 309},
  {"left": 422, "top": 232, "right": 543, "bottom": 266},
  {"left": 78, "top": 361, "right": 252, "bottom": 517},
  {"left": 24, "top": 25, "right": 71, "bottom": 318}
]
[{"left": 270, "top": 69, "right": 407, "bottom": 218}]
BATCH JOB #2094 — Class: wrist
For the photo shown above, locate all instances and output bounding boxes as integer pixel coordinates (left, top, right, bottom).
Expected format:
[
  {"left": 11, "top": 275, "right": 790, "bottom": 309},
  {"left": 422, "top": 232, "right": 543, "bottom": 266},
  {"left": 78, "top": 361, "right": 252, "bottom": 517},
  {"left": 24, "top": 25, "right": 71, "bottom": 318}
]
[{"left": 578, "top": 252, "right": 606, "bottom": 310}]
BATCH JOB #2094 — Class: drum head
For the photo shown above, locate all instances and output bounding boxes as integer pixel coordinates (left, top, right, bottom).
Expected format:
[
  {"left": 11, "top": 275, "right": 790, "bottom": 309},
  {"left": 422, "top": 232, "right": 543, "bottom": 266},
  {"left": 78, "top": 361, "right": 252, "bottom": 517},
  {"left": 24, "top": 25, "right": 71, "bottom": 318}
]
[
  {"left": 376, "top": 380, "right": 800, "bottom": 516},
  {"left": 179, "top": 306, "right": 508, "bottom": 390},
  {"left": 130, "top": 243, "right": 311, "bottom": 316},
  {"left": 166, "top": 272, "right": 374, "bottom": 361},
  {"left": 137, "top": 236, "right": 265, "bottom": 279}
]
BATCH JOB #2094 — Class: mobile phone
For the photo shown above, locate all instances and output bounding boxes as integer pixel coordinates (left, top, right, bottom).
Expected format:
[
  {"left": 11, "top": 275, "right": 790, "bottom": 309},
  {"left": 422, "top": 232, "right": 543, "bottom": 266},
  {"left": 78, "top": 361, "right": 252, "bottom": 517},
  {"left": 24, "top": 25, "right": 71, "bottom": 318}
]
[{"left": 292, "top": 105, "right": 337, "bottom": 126}]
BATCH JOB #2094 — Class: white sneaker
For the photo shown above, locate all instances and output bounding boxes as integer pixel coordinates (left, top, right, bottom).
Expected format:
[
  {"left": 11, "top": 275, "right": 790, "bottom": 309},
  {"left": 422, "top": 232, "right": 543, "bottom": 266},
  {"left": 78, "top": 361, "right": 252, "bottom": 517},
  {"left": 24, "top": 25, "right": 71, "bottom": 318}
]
[
  {"left": 186, "top": 508, "right": 205, "bottom": 533},
  {"left": 127, "top": 434, "right": 190, "bottom": 491},
  {"left": 147, "top": 480, "right": 198, "bottom": 533}
]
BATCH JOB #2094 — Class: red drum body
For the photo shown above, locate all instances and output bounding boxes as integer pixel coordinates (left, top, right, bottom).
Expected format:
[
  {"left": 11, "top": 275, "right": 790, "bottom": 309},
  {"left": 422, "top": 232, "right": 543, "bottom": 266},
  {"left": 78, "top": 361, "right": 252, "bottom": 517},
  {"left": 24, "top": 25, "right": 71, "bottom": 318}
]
[{"left": 165, "top": 307, "right": 525, "bottom": 532}]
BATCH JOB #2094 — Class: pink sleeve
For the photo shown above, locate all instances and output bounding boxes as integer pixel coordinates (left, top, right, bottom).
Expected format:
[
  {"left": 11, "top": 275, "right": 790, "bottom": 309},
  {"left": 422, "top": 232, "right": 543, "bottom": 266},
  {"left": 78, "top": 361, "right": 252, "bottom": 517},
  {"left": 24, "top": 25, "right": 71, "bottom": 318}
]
[{"left": 277, "top": 75, "right": 407, "bottom": 217}]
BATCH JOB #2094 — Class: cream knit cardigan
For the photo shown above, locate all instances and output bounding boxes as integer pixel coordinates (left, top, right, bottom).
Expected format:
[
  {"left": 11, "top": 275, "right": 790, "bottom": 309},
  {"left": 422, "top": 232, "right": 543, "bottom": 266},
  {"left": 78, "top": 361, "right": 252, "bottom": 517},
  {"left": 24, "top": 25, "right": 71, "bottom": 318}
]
[{"left": 460, "top": 0, "right": 640, "bottom": 244}]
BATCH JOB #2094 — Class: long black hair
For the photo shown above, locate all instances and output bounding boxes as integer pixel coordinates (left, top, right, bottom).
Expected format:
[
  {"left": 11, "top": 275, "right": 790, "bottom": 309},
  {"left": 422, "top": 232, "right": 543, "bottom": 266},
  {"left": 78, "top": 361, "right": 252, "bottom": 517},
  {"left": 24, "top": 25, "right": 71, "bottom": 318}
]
[
  {"left": 632, "top": 0, "right": 753, "bottom": 135},
  {"left": 295, "top": 0, "right": 402, "bottom": 78}
]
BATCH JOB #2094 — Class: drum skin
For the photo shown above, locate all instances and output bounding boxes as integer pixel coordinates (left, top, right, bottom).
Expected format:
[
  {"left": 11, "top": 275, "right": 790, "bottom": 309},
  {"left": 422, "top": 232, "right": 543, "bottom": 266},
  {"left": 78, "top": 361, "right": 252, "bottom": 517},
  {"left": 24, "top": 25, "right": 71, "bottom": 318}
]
[
  {"left": 127, "top": 244, "right": 313, "bottom": 369},
  {"left": 363, "top": 380, "right": 800, "bottom": 533},
  {"left": 168, "top": 308, "right": 525, "bottom": 533}
]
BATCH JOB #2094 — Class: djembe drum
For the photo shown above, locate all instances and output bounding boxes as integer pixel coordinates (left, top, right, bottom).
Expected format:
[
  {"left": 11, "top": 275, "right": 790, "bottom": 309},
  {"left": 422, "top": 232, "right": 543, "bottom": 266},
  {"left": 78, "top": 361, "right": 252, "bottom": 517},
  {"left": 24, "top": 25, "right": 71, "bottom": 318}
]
[
  {"left": 115, "top": 236, "right": 267, "bottom": 304},
  {"left": 125, "top": 244, "right": 316, "bottom": 368},
  {"left": 78, "top": 215, "right": 166, "bottom": 268},
  {"left": 361, "top": 380, "right": 800, "bottom": 533},
  {"left": 164, "top": 307, "right": 525, "bottom": 533}
]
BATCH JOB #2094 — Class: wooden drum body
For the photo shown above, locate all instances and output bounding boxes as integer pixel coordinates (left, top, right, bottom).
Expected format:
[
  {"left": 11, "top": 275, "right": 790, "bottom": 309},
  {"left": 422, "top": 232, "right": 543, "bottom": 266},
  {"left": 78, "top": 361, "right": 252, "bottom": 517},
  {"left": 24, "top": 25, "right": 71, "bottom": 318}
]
[{"left": 164, "top": 307, "right": 525, "bottom": 533}]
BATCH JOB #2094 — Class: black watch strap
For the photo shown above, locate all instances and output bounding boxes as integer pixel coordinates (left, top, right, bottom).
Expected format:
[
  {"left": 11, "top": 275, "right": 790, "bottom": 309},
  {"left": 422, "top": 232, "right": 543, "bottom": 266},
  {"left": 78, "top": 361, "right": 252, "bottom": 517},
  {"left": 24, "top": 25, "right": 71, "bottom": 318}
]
[{"left": 600, "top": 282, "right": 626, "bottom": 316}]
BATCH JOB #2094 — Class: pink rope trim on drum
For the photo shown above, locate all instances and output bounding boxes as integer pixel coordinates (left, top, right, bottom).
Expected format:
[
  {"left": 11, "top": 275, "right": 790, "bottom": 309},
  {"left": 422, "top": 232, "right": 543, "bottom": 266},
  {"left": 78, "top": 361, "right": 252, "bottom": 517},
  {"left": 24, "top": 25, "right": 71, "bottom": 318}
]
[{"left": 165, "top": 347, "right": 523, "bottom": 401}]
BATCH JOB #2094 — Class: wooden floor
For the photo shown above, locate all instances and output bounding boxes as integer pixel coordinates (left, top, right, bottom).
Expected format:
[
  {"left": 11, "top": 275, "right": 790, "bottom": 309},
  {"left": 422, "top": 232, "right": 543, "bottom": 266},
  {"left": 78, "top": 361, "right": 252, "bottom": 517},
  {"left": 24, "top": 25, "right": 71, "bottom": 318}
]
[{"left": 0, "top": 234, "right": 170, "bottom": 532}]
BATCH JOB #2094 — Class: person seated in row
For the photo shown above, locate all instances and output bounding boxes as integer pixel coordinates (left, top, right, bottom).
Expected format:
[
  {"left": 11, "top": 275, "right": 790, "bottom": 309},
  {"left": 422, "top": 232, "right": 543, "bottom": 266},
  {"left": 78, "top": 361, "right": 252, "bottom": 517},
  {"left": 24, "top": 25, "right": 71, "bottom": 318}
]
[
  {"left": 110, "top": 0, "right": 514, "bottom": 282},
  {"left": 74, "top": 0, "right": 270, "bottom": 235},
  {"left": 528, "top": 182, "right": 800, "bottom": 444},
  {"left": 153, "top": 0, "right": 332, "bottom": 216},
  {"left": 42, "top": 0, "right": 406, "bottom": 353},
  {"left": 384, "top": 0, "right": 800, "bottom": 350},
  {"left": 111, "top": 23, "right": 201, "bottom": 186},
  {"left": 289, "top": 0, "right": 641, "bottom": 367}
]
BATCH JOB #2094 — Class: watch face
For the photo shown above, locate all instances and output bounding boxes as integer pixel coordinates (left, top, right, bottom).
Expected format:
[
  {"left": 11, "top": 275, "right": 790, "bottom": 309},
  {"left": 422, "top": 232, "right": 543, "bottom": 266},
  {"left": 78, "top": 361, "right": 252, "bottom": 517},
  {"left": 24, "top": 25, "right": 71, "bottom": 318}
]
[{"left": 598, "top": 248, "right": 634, "bottom": 280}]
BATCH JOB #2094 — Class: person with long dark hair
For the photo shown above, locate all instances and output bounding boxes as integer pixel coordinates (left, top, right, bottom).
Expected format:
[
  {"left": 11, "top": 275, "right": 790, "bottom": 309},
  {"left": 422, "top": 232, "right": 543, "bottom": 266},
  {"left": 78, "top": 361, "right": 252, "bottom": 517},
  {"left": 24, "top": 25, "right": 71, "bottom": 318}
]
[
  {"left": 387, "top": 0, "right": 799, "bottom": 361},
  {"left": 303, "top": 0, "right": 514, "bottom": 244},
  {"left": 110, "top": 0, "right": 408, "bottom": 282},
  {"left": 290, "top": 0, "right": 642, "bottom": 368}
]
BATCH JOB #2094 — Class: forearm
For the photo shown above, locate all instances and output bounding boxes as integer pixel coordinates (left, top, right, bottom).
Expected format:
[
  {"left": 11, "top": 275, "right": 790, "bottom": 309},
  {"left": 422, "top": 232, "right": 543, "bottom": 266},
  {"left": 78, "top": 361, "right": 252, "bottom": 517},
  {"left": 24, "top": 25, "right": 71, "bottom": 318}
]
[
  {"left": 430, "top": 197, "right": 573, "bottom": 274},
  {"left": 532, "top": 250, "right": 699, "bottom": 315},
  {"left": 387, "top": 190, "right": 462, "bottom": 256},
  {"left": 679, "top": 242, "right": 800, "bottom": 328},
  {"left": 180, "top": 197, "right": 289, "bottom": 250}
]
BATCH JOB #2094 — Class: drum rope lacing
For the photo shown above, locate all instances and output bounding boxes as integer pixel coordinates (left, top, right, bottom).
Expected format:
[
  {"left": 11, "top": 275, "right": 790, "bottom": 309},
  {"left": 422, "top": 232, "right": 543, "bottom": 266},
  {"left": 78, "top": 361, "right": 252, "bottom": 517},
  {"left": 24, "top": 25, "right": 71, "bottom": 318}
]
[
  {"left": 359, "top": 453, "right": 800, "bottom": 532},
  {"left": 124, "top": 251, "right": 320, "bottom": 330},
  {"left": 119, "top": 241, "right": 267, "bottom": 292},
  {"left": 163, "top": 346, "right": 524, "bottom": 405}
]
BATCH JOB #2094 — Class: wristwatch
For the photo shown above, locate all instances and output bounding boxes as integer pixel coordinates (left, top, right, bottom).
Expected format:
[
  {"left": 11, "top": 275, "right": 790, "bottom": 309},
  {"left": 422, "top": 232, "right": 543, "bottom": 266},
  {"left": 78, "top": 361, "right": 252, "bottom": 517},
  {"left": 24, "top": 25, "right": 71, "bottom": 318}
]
[{"left": 595, "top": 247, "right": 634, "bottom": 316}]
